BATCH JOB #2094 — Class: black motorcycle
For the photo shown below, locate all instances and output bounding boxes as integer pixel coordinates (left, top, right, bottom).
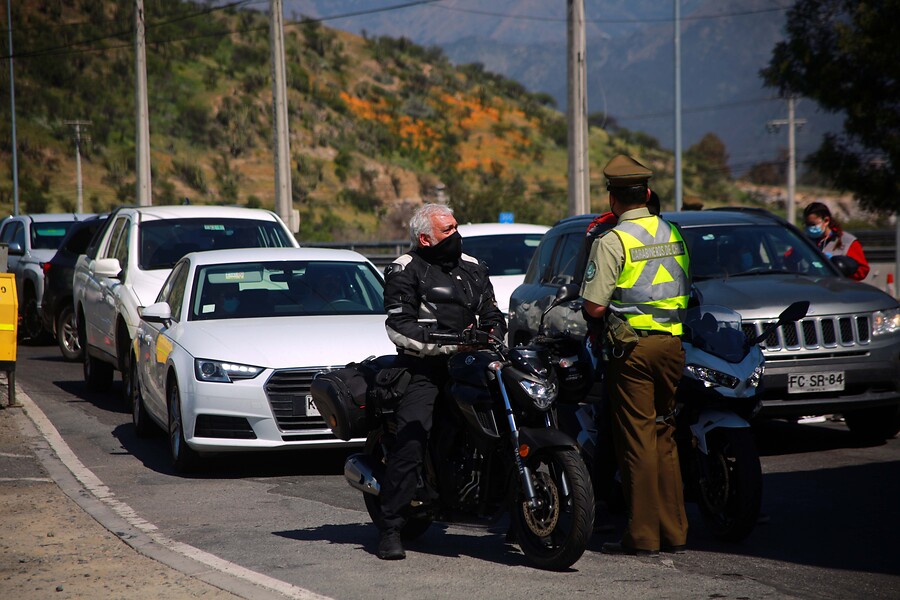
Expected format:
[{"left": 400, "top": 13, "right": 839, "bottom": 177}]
[{"left": 311, "top": 285, "right": 594, "bottom": 570}]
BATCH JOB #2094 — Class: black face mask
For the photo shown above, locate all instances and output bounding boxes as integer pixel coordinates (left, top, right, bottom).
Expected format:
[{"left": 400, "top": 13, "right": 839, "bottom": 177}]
[{"left": 419, "top": 231, "right": 462, "bottom": 267}]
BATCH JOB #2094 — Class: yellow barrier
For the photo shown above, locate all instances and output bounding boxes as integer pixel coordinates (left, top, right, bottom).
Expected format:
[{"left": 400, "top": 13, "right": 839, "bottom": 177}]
[{"left": 0, "top": 273, "right": 18, "bottom": 407}]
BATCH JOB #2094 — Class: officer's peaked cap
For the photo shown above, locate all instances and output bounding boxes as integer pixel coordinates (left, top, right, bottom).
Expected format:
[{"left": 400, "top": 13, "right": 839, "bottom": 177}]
[{"left": 603, "top": 154, "right": 652, "bottom": 187}]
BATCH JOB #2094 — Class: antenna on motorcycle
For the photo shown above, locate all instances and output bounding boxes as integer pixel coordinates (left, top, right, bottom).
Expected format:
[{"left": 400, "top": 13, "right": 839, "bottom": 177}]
[
  {"left": 538, "top": 283, "right": 580, "bottom": 335},
  {"left": 748, "top": 300, "right": 810, "bottom": 347}
]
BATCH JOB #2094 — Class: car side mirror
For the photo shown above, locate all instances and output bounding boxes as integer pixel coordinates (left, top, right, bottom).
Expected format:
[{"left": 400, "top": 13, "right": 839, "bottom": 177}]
[
  {"left": 6, "top": 241, "right": 23, "bottom": 256},
  {"left": 141, "top": 302, "right": 172, "bottom": 325},
  {"left": 830, "top": 255, "right": 859, "bottom": 278},
  {"left": 94, "top": 257, "right": 122, "bottom": 279}
]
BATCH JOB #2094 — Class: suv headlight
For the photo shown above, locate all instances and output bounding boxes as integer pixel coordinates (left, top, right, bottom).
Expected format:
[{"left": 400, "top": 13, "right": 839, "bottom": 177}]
[
  {"left": 872, "top": 308, "right": 900, "bottom": 336},
  {"left": 194, "top": 358, "right": 263, "bottom": 383}
]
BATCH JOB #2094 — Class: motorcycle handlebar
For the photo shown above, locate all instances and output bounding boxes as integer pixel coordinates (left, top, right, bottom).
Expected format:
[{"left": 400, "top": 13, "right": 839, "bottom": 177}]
[{"left": 427, "top": 328, "right": 503, "bottom": 347}]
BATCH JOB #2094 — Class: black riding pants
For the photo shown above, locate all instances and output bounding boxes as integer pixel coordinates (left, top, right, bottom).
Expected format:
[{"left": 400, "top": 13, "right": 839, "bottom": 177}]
[{"left": 379, "top": 354, "right": 448, "bottom": 533}]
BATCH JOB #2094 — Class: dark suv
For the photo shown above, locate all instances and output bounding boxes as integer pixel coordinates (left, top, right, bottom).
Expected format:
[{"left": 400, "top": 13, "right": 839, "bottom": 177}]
[
  {"left": 40, "top": 215, "right": 109, "bottom": 361},
  {"left": 509, "top": 208, "right": 900, "bottom": 439}
]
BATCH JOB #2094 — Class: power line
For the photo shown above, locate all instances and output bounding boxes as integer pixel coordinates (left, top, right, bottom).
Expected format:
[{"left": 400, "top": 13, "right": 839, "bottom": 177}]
[
  {"left": 431, "top": 1, "right": 791, "bottom": 24},
  {"left": 0, "top": 0, "right": 444, "bottom": 61}
]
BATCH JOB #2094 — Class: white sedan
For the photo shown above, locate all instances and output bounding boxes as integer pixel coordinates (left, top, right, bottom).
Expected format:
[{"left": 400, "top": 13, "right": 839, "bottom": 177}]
[
  {"left": 458, "top": 222, "right": 549, "bottom": 316},
  {"left": 130, "top": 247, "right": 395, "bottom": 471}
]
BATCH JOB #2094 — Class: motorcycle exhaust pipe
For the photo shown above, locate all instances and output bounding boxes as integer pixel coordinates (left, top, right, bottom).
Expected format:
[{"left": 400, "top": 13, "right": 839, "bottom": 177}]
[{"left": 344, "top": 453, "right": 381, "bottom": 496}]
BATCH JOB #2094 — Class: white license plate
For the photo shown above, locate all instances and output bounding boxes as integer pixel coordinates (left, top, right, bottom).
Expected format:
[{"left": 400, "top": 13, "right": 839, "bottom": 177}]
[
  {"left": 305, "top": 394, "right": 320, "bottom": 417},
  {"left": 787, "top": 371, "right": 845, "bottom": 394}
]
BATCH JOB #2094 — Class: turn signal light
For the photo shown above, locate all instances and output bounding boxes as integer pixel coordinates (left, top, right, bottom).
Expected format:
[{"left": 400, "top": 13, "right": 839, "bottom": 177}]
[{"left": 518, "top": 444, "right": 530, "bottom": 458}]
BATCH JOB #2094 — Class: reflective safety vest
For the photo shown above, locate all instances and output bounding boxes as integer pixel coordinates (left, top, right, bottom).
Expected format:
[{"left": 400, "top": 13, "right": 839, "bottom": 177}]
[{"left": 609, "top": 215, "right": 690, "bottom": 335}]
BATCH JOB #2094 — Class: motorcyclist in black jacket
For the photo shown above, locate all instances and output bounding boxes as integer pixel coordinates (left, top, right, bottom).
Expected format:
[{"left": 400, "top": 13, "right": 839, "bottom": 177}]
[{"left": 377, "top": 203, "right": 507, "bottom": 560}]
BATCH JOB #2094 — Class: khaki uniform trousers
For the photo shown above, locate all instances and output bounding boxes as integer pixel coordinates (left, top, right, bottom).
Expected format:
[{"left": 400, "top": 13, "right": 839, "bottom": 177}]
[{"left": 606, "top": 333, "right": 688, "bottom": 551}]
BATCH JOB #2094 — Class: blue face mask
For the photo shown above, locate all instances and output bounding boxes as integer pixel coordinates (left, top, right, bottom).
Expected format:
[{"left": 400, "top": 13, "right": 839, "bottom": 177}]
[{"left": 805, "top": 224, "right": 824, "bottom": 239}]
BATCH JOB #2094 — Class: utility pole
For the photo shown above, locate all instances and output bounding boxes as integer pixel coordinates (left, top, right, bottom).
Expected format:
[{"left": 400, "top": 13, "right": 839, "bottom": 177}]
[
  {"left": 134, "top": 0, "right": 152, "bottom": 206},
  {"left": 566, "top": 0, "right": 590, "bottom": 216},
  {"left": 673, "top": 0, "right": 683, "bottom": 211},
  {"left": 65, "top": 120, "right": 91, "bottom": 213},
  {"left": 767, "top": 96, "right": 806, "bottom": 226},
  {"left": 270, "top": 0, "right": 294, "bottom": 230},
  {"left": 6, "top": 0, "right": 19, "bottom": 215}
]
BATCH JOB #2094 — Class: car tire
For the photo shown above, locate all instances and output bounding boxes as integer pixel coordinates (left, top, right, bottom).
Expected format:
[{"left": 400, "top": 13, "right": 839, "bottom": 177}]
[
  {"left": 83, "top": 350, "right": 114, "bottom": 392},
  {"left": 120, "top": 349, "right": 135, "bottom": 406},
  {"left": 844, "top": 405, "right": 900, "bottom": 440},
  {"left": 167, "top": 378, "right": 199, "bottom": 473},
  {"left": 131, "top": 352, "right": 153, "bottom": 438},
  {"left": 56, "top": 305, "right": 82, "bottom": 362}
]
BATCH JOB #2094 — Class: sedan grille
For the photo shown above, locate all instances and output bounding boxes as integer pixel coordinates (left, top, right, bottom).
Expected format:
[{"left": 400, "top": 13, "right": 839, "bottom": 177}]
[
  {"left": 743, "top": 314, "right": 871, "bottom": 353},
  {"left": 264, "top": 367, "right": 339, "bottom": 432}
]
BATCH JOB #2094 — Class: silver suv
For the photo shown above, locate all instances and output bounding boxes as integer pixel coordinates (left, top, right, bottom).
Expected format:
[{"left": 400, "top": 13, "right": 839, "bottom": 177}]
[
  {"left": 509, "top": 208, "right": 900, "bottom": 439},
  {"left": 0, "top": 213, "right": 95, "bottom": 342}
]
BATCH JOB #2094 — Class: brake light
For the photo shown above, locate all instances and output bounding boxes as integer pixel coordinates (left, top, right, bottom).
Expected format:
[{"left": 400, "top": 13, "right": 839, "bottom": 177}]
[{"left": 42, "top": 262, "right": 51, "bottom": 275}]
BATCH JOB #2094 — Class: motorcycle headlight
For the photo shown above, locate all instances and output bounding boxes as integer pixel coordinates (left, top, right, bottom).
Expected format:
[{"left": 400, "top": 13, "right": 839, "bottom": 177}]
[
  {"left": 519, "top": 379, "right": 557, "bottom": 411},
  {"left": 748, "top": 364, "right": 765, "bottom": 388},
  {"left": 194, "top": 358, "right": 263, "bottom": 383},
  {"left": 685, "top": 365, "right": 739, "bottom": 389},
  {"left": 872, "top": 308, "right": 900, "bottom": 336}
]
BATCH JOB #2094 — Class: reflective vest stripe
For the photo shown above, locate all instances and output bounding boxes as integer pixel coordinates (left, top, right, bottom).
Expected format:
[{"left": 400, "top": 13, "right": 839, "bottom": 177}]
[{"left": 610, "top": 216, "right": 690, "bottom": 334}]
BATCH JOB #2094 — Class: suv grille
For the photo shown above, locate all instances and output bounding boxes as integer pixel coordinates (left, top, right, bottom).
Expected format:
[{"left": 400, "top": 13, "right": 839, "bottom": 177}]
[
  {"left": 264, "top": 367, "right": 338, "bottom": 433},
  {"left": 742, "top": 314, "right": 871, "bottom": 352}
]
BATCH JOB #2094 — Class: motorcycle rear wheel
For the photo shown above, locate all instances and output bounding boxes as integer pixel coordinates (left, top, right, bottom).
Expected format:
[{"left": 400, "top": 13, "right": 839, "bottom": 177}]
[
  {"left": 696, "top": 427, "right": 761, "bottom": 542},
  {"left": 511, "top": 448, "right": 594, "bottom": 571},
  {"left": 362, "top": 431, "right": 434, "bottom": 541}
]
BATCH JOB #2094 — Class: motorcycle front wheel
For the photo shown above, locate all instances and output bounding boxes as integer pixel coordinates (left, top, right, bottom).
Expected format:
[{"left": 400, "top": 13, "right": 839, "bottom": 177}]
[
  {"left": 510, "top": 448, "right": 594, "bottom": 571},
  {"left": 362, "top": 430, "right": 434, "bottom": 541},
  {"left": 695, "top": 427, "right": 762, "bottom": 542}
]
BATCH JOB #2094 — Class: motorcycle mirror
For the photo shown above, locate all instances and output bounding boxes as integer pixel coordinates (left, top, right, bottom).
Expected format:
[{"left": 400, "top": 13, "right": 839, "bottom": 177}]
[
  {"left": 778, "top": 300, "right": 810, "bottom": 325},
  {"left": 748, "top": 300, "right": 810, "bottom": 347},
  {"left": 538, "top": 283, "right": 580, "bottom": 335}
]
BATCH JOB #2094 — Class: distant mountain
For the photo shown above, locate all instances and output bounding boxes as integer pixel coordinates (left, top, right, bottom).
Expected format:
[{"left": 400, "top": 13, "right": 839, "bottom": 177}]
[{"left": 285, "top": 0, "right": 843, "bottom": 175}]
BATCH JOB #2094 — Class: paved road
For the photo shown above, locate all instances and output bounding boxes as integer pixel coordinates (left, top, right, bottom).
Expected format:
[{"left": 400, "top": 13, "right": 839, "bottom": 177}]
[{"left": 11, "top": 343, "right": 900, "bottom": 599}]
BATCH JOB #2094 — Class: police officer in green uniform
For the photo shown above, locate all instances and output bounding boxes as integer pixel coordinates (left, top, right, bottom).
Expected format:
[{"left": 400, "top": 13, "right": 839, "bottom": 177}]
[{"left": 581, "top": 155, "right": 691, "bottom": 556}]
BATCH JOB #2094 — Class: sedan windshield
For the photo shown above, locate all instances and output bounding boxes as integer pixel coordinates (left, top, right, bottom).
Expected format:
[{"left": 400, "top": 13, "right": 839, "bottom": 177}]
[
  {"left": 462, "top": 234, "right": 544, "bottom": 276},
  {"left": 190, "top": 260, "right": 385, "bottom": 320},
  {"left": 678, "top": 224, "right": 836, "bottom": 280},
  {"left": 139, "top": 218, "right": 295, "bottom": 270}
]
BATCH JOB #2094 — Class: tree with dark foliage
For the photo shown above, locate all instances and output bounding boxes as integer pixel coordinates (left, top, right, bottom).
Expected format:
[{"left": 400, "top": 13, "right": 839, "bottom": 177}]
[{"left": 761, "top": 0, "right": 900, "bottom": 213}]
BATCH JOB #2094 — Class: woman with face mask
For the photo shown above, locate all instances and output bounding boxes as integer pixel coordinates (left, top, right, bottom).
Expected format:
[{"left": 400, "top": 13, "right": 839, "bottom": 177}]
[{"left": 802, "top": 202, "right": 870, "bottom": 281}]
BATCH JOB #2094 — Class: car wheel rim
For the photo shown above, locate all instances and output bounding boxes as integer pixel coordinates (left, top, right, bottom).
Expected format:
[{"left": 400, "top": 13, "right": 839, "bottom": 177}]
[{"left": 62, "top": 314, "right": 79, "bottom": 353}]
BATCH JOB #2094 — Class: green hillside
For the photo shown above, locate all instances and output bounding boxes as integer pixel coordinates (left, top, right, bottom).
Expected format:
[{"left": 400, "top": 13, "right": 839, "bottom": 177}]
[{"left": 0, "top": 0, "right": 747, "bottom": 241}]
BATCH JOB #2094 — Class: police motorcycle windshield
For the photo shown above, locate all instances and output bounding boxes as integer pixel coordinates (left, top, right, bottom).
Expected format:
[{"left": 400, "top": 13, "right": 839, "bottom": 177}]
[{"left": 683, "top": 305, "right": 747, "bottom": 363}]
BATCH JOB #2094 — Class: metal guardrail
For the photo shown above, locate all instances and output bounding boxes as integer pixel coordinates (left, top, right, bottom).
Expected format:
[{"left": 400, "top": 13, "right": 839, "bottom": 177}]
[
  {"left": 853, "top": 230, "right": 896, "bottom": 262},
  {"left": 306, "top": 230, "right": 896, "bottom": 266},
  {"left": 302, "top": 240, "right": 408, "bottom": 268}
]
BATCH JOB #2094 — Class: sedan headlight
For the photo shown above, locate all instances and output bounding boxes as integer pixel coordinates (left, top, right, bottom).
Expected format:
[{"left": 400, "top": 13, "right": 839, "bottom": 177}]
[
  {"left": 872, "top": 308, "right": 900, "bottom": 336},
  {"left": 685, "top": 365, "right": 739, "bottom": 389},
  {"left": 194, "top": 358, "right": 263, "bottom": 383},
  {"left": 519, "top": 379, "right": 558, "bottom": 411}
]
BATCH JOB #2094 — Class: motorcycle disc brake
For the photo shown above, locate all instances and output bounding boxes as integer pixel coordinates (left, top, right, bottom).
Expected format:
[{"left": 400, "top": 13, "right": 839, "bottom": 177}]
[{"left": 521, "top": 471, "right": 560, "bottom": 537}]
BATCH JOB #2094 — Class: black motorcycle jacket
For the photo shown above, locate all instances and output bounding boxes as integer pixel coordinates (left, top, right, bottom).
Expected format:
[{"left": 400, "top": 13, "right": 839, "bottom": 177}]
[{"left": 384, "top": 248, "right": 507, "bottom": 356}]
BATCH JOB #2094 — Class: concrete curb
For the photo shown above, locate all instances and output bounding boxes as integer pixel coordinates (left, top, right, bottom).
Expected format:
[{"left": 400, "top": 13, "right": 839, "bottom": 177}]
[{"left": 4, "top": 379, "right": 331, "bottom": 600}]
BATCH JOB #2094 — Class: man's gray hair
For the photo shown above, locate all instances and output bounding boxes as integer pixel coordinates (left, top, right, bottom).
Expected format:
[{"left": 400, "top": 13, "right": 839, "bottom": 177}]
[{"left": 409, "top": 203, "right": 454, "bottom": 247}]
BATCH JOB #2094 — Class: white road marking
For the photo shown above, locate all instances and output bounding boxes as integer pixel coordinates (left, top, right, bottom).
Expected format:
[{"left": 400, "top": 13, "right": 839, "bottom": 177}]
[
  {"left": 0, "top": 477, "right": 53, "bottom": 482},
  {"left": 16, "top": 389, "right": 332, "bottom": 600}
]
